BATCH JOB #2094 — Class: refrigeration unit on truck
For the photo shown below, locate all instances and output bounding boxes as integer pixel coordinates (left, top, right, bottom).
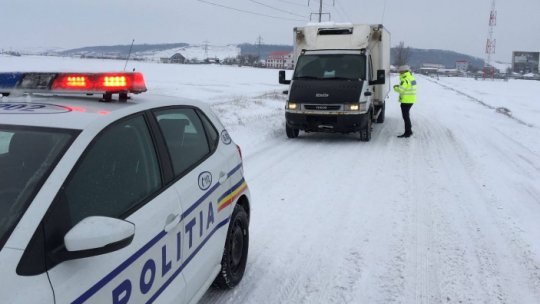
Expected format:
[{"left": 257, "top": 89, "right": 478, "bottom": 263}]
[{"left": 279, "top": 23, "right": 391, "bottom": 141}]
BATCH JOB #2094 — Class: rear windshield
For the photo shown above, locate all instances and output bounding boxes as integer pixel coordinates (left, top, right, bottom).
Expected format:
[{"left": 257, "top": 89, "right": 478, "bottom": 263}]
[
  {"left": 0, "top": 126, "right": 75, "bottom": 250},
  {"left": 293, "top": 54, "right": 366, "bottom": 80}
]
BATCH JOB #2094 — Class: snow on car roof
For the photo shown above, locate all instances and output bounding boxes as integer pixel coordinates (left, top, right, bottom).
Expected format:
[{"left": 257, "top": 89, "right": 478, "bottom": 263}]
[{"left": 0, "top": 94, "right": 206, "bottom": 130}]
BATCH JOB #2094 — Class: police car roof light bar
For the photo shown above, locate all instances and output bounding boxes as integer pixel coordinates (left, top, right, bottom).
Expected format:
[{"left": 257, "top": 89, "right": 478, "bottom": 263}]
[{"left": 0, "top": 72, "right": 147, "bottom": 98}]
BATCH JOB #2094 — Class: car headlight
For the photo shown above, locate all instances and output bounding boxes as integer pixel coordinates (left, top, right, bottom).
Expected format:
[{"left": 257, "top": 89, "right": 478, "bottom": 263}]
[
  {"left": 287, "top": 102, "right": 298, "bottom": 110},
  {"left": 345, "top": 103, "right": 368, "bottom": 112},
  {"left": 345, "top": 104, "right": 360, "bottom": 111}
]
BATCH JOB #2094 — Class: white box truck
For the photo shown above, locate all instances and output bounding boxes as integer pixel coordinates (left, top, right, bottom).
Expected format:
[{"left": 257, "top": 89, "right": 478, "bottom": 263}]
[{"left": 279, "top": 23, "right": 391, "bottom": 141}]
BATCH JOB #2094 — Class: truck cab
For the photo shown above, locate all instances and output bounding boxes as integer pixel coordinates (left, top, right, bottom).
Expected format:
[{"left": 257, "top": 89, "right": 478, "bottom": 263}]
[{"left": 279, "top": 24, "right": 390, "bottom": 141}]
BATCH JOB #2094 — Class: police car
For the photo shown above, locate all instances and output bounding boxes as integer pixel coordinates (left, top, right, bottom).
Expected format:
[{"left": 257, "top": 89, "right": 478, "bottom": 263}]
[{"left": 0, "top": 72, "right": 251, "bottom": 304}]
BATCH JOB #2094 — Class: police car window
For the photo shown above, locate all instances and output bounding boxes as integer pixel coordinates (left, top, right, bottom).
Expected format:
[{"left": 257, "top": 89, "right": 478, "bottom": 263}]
[
  {"left": 154, "top": 108, "right": 211, "bottom": 176},
  {"left": 197, "top": 109, "right": 219, "bottom": 151},
  {"left": 0, "top": 126, "right": 74, "bottom": 251},
  {"left": 62, "top": 115, "right": 161, "bottom": 226}
]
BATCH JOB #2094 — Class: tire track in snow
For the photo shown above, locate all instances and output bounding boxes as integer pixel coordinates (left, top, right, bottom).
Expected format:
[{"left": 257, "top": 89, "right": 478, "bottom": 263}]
[{"left": 422, "top": 76, "right": 536, "bottom": 128}]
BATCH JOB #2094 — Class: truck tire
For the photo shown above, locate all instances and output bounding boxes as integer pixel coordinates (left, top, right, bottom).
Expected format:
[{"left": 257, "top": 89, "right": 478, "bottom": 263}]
[
  {"left": 286, "top": 124, "right": 299, "bottom": 138},
  {"left": 213, "top": 204, "right": 249, "bottom": 289},
  {"left": 376, "top": 103, "right": 385, "bottom": 123},
  {"left": 359, "top": 113, "right": 372, "bottom": 142}
]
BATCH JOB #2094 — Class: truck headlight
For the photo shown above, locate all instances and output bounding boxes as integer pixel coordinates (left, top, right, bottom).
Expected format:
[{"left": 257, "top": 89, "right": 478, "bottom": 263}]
[
  {"left": 346, "top": 104, "right": 359, "bottom": 111},
  {"left": 345, "top": 104, "right": 360, "bottom": 111},
  {"left": 287, "top": 102, "right": 298, "bottom": 110}
]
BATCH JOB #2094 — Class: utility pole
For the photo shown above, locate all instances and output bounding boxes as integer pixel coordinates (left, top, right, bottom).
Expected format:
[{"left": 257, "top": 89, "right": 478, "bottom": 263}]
[
  {"left": 256, "top": 35, "right": 264, "bottom": 62},
  {"left": 308, "top": 0, "right": 333, "bottom": 22},
  {"left": 318, "top": 0, "right": 323, "bottom": 22},
  {"left": 203, "top": 40, "right": 209, "bottom": 60}
]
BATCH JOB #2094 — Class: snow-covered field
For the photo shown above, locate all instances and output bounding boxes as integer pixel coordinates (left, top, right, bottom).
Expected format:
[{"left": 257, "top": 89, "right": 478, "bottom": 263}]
[
  {"left": 2, "top": 56, "right": 540, "bottom": 303},
  {"left": 141, "top": 44, "right": 240, "bottom": 62}
]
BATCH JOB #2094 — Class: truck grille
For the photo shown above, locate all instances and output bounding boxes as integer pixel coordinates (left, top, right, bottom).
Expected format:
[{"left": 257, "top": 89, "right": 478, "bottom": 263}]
[
  {"left": 306, "top": 115, "right": 337, "bottom": 124},
  {"left": 304, "top": 105, "right": 341, "bottom": 111}
]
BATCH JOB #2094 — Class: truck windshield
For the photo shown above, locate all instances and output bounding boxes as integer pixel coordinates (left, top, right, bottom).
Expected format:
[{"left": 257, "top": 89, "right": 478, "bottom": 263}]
[
  {"left": 0, "top": 126, "right": 75, "bottom": 251},
  {"left": 293, "top": 54, "right": 366, "bottom": 80}
]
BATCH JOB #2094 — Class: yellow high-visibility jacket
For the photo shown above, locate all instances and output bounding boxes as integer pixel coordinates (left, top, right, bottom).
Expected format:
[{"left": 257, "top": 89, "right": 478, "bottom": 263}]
[{"left": 393, "top": 71, "right": 417, "bottom": 104}]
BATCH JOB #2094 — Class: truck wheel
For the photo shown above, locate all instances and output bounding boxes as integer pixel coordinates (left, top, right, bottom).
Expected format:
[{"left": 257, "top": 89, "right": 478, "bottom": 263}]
[
  {"left": 376, "top": 103, "right": 385, "bottom": 123},
  {"left": 286, "top": 124, "right": 299, "bottom": 138},
  {"left": 213, "top": 205, "right": 249, "bottom": 289},
  {"left": 359, "top": 114, "right": 372, "bottom": 142}
]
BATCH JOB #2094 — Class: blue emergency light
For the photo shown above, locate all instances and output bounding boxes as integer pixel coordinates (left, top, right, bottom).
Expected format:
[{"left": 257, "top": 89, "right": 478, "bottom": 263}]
[{"left": 0, "top": 72, "right": 147, "bottom": 100}]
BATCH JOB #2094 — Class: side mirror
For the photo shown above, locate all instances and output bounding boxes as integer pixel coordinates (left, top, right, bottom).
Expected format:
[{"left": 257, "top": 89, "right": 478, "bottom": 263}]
[
  {"left": 60, "top": 216, "right": 135, "bottom": 261},
  {"left": 364, "top": 91, "right": 372, "bottom": 97},
  {"left": 282, "top": 90, "right": 289, "bottom": 95},
  {"left": 369, "top": 69, "right": 386, "bottom": 85},
  {"left": 279, "top": 70, "right": 291, "bottom": 85}
]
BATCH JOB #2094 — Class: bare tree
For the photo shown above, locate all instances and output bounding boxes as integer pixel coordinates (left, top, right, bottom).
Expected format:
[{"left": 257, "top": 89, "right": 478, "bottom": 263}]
[{"left": 393, "top": 41, "right": 410, "bottom": 67}]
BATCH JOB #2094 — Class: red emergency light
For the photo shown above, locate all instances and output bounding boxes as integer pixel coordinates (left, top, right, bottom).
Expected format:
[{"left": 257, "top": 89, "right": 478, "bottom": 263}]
[{"left": 51, "top": 72, "right": 147, "bottom": 94}]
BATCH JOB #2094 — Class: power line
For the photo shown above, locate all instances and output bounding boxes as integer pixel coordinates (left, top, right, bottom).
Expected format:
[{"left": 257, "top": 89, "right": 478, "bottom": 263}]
[
  {"left": 275, "top": 0, "right": 306, "bottom": 7},
  {"left": 248, "top": 0, "right": 307, "bottom": 18},
  {"left": 321, "top": 0, "right": 346, "bottom": 21},
  {"left": 197, "top": 0, "right": 305, "bottom": 22}
]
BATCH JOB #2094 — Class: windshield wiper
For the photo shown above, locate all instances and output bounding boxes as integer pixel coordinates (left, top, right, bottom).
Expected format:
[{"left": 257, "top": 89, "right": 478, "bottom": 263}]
[
  {"left": 294, "top": 76, "right": 322, "bottom": 80},
  {"left": 324, "top": 77, "right": 360, "bottom": 81}
]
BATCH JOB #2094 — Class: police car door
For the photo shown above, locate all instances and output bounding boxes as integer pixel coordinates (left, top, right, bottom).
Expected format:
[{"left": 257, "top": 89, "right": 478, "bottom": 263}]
[
  {"left": 41, "top": 115, "right": 188, "bottom": 304},
  {"left": 152, "top": 107, "right": 230, "bottom": 302}
]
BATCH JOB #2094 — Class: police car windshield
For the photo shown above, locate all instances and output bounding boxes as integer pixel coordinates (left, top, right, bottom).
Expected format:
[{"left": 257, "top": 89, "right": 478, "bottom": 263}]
[
  {"left": 0, "top": 126, "right": 75, "bottom": 250},
  {"left": 293, "top": 54, "right": 366, "bottom": 80}
]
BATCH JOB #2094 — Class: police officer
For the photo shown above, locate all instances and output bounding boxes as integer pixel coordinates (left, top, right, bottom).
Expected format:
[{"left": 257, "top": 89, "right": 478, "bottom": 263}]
[{"left": 393, "top": 65, "right": 417, "bottom": 138}]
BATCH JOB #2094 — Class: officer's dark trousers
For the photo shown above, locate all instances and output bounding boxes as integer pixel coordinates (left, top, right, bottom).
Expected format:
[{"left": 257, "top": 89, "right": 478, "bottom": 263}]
[{"left": 400, "top": 103, "right": 413, "bottom": 135}]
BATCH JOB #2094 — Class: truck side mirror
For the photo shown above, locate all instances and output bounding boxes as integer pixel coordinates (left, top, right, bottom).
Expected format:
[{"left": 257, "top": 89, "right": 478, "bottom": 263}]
[
  {"left": 369, "top": 69, "right": 386, "bottom": 85},
  {"left": 279, "top": 70, "right": 291, "bottom": 85}
]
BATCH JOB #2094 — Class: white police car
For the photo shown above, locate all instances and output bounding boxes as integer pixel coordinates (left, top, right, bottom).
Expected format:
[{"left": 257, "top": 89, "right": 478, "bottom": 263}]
[{"left": 0, "top": 72, "right": 251, "bottom": 304}]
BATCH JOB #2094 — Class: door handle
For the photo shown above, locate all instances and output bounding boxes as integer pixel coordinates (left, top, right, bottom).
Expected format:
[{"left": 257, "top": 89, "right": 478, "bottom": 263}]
[
  {"left": 164, "top": 213, "right": 181, "bottom": 232},
  {"left": 218, "top": 171, "right": 227, "bottom": 184}
]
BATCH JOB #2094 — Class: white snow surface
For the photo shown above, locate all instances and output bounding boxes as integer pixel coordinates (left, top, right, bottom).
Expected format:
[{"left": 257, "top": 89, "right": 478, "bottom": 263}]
[{"left": 2, "top": 56, "right": 540, "bottom": 303}]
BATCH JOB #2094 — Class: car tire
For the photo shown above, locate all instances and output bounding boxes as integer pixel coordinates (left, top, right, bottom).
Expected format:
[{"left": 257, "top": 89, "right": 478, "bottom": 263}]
[
  {"left": 359, "top": 113, "right": 372, "bottom": 142},
  {"left": 213, "top": 204, "right": 249, "bottom": 289},
  {"left": 286, "top": 124, "right": 299, "bottom": 138}
]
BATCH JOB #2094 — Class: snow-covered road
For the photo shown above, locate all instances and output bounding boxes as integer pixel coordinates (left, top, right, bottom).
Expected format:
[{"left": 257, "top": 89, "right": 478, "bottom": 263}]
[
  {"left": 202, "top": 76, "right": 540, "bottom": 303},
  {"left": 1, "top": 56, "right": 539, "bottom": 303}
]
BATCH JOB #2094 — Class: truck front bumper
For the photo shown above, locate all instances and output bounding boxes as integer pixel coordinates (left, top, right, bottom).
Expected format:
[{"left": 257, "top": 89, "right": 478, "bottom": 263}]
[{"left": 286, "top": 112, "right": 369, "bottom": 133}]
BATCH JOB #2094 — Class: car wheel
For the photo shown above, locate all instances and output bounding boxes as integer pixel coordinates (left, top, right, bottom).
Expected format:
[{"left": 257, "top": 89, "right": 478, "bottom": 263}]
[
  {"left": 286, "top": 124, "right": 299, "bottom": 138},
  {"left": 359, "top": 113, "right": 372, "bottom": 142},
  {"left": 213, "top": 204, "right": 249, "bottom": 289}
]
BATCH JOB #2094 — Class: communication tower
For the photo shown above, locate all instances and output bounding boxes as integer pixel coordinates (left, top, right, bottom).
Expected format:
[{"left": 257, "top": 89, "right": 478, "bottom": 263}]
[{"left": 484, "top": 0, "right": 497, "bottom": 78}]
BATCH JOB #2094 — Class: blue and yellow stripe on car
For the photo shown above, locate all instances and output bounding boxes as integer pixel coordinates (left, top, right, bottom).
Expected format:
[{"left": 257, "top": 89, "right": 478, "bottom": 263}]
[{"left": 217, "top": 178, "right": 247, "bottom": 212}]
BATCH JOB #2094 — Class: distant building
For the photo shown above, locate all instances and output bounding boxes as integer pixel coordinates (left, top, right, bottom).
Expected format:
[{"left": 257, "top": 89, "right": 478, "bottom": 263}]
[
  {"left": 456, "top": 60, "right": 469, "bottom": 72},
  {"left": 422, "top": 63, "right": 445, "bottom": 70},
  {"left": 266, "top": 51, "right": 293, "bottom": 69},
  {"left": 160, "top": 53, "right": 186, "bottom": 64},
  {"left": 205, "top": 57, "right": 220, "bottom": 64},
  {"left": 418, "top": 63, "right": 441, "bottom": 75},
  {"left": 512, "top": 51, "right": 539, "bottom": 74}
]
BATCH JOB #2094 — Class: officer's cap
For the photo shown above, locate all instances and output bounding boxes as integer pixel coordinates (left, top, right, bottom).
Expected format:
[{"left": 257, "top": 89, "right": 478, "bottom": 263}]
[{"left": 398, "top": 65, "right": 410, "bottom": 72}]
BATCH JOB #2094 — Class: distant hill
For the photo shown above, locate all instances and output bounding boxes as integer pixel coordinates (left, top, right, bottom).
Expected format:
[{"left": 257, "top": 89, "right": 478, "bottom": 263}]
[
  {"left": 58, "top": 42, "right": 486, "bottom": 69},
  {"left": 238, "top": 44, "right": 293, "bottom": 59},
  {"left": 393, "top": 48, "right": 485, "bottom": 69},
  {"left": 60, "top": 43, "right": 189, "bottom": 57},
  {"left": 238, "top": 44, "right": 484, "bottom": 69}
]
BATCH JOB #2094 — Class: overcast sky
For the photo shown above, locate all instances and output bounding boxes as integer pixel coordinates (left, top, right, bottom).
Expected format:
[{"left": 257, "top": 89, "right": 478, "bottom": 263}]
[{"left": 1, "top": 0, "right": 539, "bottom": 62}]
